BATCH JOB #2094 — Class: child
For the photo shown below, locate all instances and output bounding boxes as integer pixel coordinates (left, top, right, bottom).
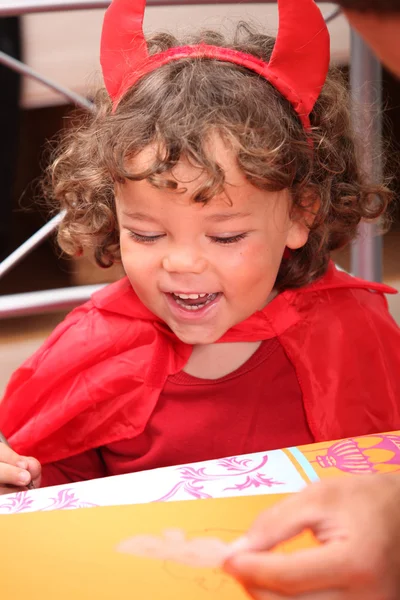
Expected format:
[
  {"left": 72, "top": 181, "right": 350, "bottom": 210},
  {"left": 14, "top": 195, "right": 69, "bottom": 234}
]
[{"left": 0, "top": 0, "right": 400, "bottom": 494}]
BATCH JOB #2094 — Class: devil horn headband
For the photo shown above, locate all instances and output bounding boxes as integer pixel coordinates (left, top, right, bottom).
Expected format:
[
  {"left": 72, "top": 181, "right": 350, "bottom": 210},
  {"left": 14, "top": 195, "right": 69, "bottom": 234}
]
[{"left": 100, "top": 0, "right": 330, "bottom": 132}]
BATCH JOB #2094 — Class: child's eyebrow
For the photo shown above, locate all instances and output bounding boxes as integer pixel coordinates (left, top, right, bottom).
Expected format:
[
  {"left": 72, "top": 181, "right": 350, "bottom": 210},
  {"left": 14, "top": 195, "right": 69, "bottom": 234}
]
[
  {"left": 121, "top": 211, "right": 158, "bottom": 223},
  {"left": 121, "top": 211, "right": 251, "bottom": 224},
  {"left": 205, "top": 212, "right": 251, "bottom": 223}
]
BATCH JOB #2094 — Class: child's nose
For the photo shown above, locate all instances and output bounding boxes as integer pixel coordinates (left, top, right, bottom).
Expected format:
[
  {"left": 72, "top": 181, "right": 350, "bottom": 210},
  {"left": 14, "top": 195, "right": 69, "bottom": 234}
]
[{"left": 162, "top": 246, "right": 207, "bottom": 274}]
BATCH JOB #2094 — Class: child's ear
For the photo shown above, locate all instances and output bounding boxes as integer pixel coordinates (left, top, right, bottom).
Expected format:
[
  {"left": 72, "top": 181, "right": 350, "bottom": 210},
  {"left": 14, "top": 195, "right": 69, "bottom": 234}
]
[
  {"left": 286, "top": 194, "right": 320, "bottom": 251},
  {"left": 286, "top": 219, "right": 310, "bottom": 250}
]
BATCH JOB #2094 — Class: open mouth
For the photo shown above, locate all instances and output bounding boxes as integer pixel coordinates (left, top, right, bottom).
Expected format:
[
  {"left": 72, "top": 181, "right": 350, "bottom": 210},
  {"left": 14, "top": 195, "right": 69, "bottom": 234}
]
[{"left": 170, "top": 292, "right": 220, "bottom": 312}]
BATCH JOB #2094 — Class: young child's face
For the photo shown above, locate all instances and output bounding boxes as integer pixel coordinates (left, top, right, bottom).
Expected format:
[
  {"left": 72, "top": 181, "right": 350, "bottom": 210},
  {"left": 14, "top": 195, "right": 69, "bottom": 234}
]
[{"left": 116, "top": 135, "right": 309, "bottom": 345}]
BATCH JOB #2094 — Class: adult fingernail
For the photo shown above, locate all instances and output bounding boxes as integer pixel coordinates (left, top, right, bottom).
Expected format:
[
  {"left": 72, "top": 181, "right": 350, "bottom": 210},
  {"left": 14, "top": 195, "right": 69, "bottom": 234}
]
[
  {"left": 18, "top": 471, "right": 31, "bottom": 485},
  {"left": 228, "top": 536, "right": 252, "bottom": 555},
  {"left": 16, "top": 460, "right": 28, "bottom": 470}
]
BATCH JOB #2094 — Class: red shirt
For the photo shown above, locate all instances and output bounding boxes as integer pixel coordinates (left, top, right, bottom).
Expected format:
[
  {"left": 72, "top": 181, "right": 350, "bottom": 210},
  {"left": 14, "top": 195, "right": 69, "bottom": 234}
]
[{"left": 40, "top": 339, "right": 313, "bottom": 487}]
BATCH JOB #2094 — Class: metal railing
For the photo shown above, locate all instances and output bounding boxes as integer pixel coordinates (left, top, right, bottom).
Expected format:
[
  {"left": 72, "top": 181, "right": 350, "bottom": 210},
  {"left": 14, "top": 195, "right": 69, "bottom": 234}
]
[
  {"left": 0, "top": 0, "right": 341, "bottom": 14},
  {"left": 0, "top": 1, "right": 383, "bottom": 318}
]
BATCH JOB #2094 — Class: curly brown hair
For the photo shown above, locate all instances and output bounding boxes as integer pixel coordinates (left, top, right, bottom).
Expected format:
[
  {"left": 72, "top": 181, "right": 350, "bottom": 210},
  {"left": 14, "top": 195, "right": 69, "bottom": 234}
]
[{"left": 47, "top": 24, "right": 392, "bottom": 290}]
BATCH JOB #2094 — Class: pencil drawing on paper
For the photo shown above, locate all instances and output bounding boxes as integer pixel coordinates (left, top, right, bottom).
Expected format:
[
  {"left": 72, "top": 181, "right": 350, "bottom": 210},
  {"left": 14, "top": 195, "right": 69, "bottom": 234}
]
[{"left": 117, "top": 528, "right": 244, "bottom": 593}]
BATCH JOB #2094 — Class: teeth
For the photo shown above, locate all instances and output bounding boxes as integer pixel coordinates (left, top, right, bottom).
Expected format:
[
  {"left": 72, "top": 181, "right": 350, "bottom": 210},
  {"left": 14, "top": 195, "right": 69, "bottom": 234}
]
[
  {"left": 173, "top": 293, "right": 219, "bottom": 311},
  {"left": 175, "top": 298, "right": 211, "bottom": 310},
  {"left": 175, "top": 293, "right": 208, "bottom": 300}
]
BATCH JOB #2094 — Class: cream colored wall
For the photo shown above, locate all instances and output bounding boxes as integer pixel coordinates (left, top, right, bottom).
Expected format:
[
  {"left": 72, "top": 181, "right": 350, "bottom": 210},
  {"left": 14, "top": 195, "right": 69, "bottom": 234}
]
[{"left": 21, "top": 3, "right": 350, "bottom": 109}]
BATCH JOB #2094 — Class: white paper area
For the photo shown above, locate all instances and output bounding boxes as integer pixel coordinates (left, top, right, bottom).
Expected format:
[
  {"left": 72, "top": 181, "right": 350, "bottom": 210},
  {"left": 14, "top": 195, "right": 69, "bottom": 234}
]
[{"left": 0, "top": 449, "right": 310, "bottom": 514}]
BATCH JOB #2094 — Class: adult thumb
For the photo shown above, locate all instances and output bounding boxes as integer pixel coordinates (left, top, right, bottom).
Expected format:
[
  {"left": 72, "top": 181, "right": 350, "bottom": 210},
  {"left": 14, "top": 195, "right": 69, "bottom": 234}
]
[{"left": 224, "top": 543, "right": 345, "bottom": 594}]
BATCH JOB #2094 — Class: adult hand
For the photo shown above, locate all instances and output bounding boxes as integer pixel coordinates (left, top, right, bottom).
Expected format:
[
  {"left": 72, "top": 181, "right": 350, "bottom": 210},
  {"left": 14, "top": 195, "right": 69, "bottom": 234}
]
[{"left": 224, "top": 474, "right": 400, "bottom": 599}]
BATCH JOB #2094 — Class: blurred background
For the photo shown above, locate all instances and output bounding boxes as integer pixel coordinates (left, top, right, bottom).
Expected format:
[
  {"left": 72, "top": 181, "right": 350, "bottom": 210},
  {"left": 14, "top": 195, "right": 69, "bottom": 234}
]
[{"left": 0, "top": 2, "right": 399, "bottom": 394}]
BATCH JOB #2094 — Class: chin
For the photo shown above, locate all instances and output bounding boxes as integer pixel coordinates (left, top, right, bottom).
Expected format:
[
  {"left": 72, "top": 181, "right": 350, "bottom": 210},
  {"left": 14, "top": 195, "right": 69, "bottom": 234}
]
[{"left": 171, "top": 326, "right": 225, "bottom": 346}]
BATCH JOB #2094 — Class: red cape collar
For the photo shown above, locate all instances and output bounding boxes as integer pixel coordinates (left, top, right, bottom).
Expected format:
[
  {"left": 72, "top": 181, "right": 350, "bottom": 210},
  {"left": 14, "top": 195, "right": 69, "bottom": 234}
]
[{"left": 91, "top": 262, "right": 396, "bottom": 343}]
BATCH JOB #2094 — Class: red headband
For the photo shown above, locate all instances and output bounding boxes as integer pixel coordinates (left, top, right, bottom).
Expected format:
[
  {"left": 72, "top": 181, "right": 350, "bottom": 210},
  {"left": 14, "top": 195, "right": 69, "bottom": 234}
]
[{"left": 100, "top": 0, "right": 330, "bottom": 133}]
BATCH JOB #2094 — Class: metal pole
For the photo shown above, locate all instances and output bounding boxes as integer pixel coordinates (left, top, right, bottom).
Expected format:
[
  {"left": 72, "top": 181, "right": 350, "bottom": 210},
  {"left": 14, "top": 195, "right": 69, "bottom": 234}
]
[
  {"left": 350, "top": 30, "right": 383, "bottom": 282},
  {"left": 0, "top": 52, "right": 95, "bottom": 112},
  {"left": 0, "top": 285, "right": 104, "bottom": 318},
  {"left": 0, "top": 211, "right": 66, "bottom": 279},
  {"left": 0, "top": 0, "right": 293, "bottom": 17}
]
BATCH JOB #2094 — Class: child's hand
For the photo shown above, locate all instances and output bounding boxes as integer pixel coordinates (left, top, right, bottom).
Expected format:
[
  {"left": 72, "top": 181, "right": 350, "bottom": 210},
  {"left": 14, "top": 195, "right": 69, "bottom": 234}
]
[{"left": 0, "top": 443, "right": 41, "bottom": 494}]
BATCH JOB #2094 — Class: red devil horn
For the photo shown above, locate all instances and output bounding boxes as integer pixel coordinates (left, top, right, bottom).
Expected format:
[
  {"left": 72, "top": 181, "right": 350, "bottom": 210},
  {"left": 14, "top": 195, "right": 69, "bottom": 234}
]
[
  {"left": 269, "top": 0, "right": 330, "bottom": 117},
  {"left": 100, "top": 0, "right": 330, "bottom": 133},
  {"left": 100, "top": 0, "right": 148, "bottom": 100}
]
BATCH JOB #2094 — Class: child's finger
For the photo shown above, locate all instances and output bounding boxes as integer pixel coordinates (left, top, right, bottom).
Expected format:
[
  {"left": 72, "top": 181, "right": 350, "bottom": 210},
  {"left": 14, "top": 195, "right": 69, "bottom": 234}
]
[
  {"left": 26, "top": 457, "right": 41, "bottom": 478},
  {"left": 0, "top": 462, "right": 32, "bottom": 487},
  {"left": 0, "top": 443, "right": 29, "bottom": 469},
  {"left": 26, "top": 456, "right": 42, "bottom": 486}
]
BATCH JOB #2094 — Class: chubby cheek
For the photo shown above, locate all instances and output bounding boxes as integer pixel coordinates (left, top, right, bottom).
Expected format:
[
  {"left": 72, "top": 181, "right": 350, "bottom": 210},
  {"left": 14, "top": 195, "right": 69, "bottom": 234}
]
[
  {"left": 221, "top": 239, "right": 282, "bottom": 298},
  {"left": 120, "top": 240, "right": 158, "bottom": 291}
]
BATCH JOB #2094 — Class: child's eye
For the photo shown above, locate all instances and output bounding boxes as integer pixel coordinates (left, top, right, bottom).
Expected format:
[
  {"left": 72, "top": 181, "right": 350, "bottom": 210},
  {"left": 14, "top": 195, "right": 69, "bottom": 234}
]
[
  {"left": 209, "top": 233, "right": 248, "bottom": 245},
  {"left": 128, "top": 231, "right": 165, "bottom": 243}
]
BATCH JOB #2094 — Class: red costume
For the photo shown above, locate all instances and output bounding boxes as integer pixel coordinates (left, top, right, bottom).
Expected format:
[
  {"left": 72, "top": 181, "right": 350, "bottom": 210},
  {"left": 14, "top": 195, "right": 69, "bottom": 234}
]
[
  {"left": 1, "top": 264, "right": 400, "bottom": 469},
  {"left": 2, "top": 1, "right": 399, "bottom": 478},
  {"left": 37, "top": 336, "right": 314, "bottom": 486}
]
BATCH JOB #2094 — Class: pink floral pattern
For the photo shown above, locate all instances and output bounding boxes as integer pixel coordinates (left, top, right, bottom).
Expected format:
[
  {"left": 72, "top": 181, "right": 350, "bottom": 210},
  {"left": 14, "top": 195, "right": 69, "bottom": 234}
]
[
  {"left": 2, "top": 435, "right": 399, "bottom": 515},
  {"left": 0, "top": 488, "right": 98, "bottom": 514},
  {"left": 40, "top": 488, "right": 98, "bottom": 511},
  {"left": 153, "top": 455, "right": 283, "bottom": 502},
  {"left": 0, "top": 448, "right": 306, "bottom": 514},
  {"left": 0, "top": 491, "right": 35, "bottom": 513}
]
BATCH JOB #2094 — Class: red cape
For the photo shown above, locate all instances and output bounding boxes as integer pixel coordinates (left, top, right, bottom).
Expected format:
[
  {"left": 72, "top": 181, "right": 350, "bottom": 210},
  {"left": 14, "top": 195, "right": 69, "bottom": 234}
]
[{"left": 1, "top": 263, "right": 400, "bottom": 464}]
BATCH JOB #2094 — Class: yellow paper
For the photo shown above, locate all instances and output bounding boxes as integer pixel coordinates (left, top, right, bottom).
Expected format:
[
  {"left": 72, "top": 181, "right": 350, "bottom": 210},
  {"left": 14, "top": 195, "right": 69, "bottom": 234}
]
[{"left": 0, "top": 493, "right": 316, "bottom": 600}]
